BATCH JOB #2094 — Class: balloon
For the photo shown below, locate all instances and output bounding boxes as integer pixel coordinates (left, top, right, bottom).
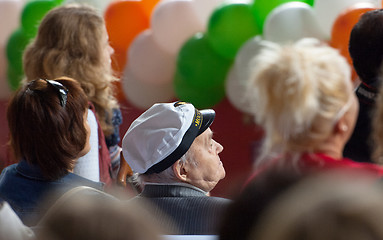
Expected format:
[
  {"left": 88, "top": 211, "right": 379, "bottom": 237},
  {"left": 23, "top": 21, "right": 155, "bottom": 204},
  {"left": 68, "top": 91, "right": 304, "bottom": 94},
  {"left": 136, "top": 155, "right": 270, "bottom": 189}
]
[
  {"left": 21, "top": 0, "right": 60, "bottom": 38},
  {"left": 226, "top": 67, "right": 251, "bottom": 114},
  {"left": 177, "top": 32, "right": 232, "bottom": 89},
  {"left": 174, "top": 70, "right": 225, "bottom": 109},
  {"left": 251, "top": 0, "right": 314, "bottom": 33},
  {"left": 193, "top": 0, "right": 225, "bottom": 28},
  {"left": 7, "top": 65, "right": 23, "bottom": 91},
  {"left": 6, "top": 28, "right": 29, "bottom": 73},
  {"left": 64, "top": 0, "right": 113, "bottom": 12},
  {"left": 104, "top": 1, "right": 149, "bottom": 52},
  {"left": 207, "top": 2, "right": 260, "bottom": 59},
  {"left": 313, "top": 0, "right": 380, "bottom": 39},
  {"left": 330, "top": 2, "right": 376, "bottom": 65},
  {"left": 122, "top": 65, "right": 175, "bottom": 110},
  {"left": 151, "top": 0, "right": 204, "bottom": 55},
  {"left": 141, "top": 0, "right": 161, "bottom": 18},
  {"left": 227, "top": 36, "right": 275, "bottom": 114},
  {"left": 128, "top": 29, "right": 176, "bottom": 85},
  {"left": 264, "top": 2, "right": 327, "bottom": 43},
  {"left": 0, "top": 0, "right": 23, "bottom": 46}
]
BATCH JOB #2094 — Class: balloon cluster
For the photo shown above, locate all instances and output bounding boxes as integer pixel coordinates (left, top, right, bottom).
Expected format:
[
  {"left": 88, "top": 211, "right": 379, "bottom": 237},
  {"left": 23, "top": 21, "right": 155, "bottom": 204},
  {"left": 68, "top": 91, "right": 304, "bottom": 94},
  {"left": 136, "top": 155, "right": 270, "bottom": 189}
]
[
  {"left": 3, "top": 0, "right": 381, "bottom": 111},
  {"left": 104, "top": 0, "right": 380, "bottom": 111}
]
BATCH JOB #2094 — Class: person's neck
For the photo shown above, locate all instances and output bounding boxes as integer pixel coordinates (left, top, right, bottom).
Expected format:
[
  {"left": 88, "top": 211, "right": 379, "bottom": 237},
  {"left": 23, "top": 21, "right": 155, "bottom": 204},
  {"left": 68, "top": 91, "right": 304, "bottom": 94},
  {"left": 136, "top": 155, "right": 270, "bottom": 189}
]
[
  {"left": 312, "top": 137, "right": 344, "bottom": 160},
  {"left": 68, "top": 157, "right": 79, "bottom": 173}
]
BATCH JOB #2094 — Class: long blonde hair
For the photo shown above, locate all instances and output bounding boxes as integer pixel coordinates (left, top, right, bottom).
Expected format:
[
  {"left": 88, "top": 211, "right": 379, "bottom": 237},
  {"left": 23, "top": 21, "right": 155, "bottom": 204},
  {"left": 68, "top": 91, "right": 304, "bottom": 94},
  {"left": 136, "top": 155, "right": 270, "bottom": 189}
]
[
  {"left": 246, "top": 39, "right": 352, "bottom": 166},
  {"left": 23, "top": 4, "right": 118, "bottom": 136}
]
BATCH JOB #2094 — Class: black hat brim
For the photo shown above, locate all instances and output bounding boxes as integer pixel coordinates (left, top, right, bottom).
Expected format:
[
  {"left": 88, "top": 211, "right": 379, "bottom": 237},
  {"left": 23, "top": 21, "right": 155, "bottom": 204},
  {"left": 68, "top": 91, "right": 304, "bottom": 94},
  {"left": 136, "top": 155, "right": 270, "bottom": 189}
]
[{"left": 198, "top": 109, "right": 215, "bottom": 136}]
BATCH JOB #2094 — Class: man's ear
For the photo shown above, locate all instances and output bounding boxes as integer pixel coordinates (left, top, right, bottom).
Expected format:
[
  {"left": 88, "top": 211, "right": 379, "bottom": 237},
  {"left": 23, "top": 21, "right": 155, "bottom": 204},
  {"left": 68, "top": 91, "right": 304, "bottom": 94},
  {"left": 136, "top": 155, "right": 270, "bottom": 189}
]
[{"left": 173, "top": 160, "right": 188, "bottom": 182}]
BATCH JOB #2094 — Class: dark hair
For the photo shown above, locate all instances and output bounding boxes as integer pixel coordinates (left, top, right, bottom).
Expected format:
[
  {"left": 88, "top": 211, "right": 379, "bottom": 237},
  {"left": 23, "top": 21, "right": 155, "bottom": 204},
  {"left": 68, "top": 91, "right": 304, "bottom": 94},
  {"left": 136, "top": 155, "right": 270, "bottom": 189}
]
[
  {"left": 349, "top": 9, "right": 383, "bottom": 85},
  {"left": 219, "top": 166, "right": 305, "bottom": 240},
  {"left": 7, "top": 77, "right": 88, "bottom": 180}
]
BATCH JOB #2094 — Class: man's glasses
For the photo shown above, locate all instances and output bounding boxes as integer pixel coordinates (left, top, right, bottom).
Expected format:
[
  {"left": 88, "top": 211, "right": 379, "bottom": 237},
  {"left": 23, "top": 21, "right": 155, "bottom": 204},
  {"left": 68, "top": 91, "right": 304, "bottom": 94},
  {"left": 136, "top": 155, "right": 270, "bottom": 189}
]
[{"left": 43, "top": 79, "right": 69, "bottom": 108}]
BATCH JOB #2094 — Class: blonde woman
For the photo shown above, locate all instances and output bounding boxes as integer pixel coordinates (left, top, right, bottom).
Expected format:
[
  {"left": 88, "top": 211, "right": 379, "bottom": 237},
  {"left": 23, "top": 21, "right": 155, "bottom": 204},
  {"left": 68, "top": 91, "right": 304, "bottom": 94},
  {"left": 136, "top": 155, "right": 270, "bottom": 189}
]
[
  {"left": 22, "top": 4, "right": 122, "bottom": 185},
  {"left": 246, "top": 39, "right": 383, "bottom": 179}
]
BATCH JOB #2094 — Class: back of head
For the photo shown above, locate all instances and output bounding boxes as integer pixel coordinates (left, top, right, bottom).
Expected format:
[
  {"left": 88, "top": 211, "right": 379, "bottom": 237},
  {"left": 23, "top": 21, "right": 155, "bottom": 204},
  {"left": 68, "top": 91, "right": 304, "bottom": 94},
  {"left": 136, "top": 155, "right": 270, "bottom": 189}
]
[
  {"left": 7, "top": 77, "right": 88, "bottom": 180},
  {"left": 250, "top": 171, "right": 383, "bottom": 240},
  {"left": 246, "top": 39, "right": 352, "bottom": 164},
  {"left": 37, "top": 193, "right": 162, "bottom": 240},
  {"left": 219, "top": 166, "right": 305, "bottom": 240},
  {"left": 23, "top": 4, "right": 104, "bottom": 80},
  {"left": 349, "top": 9, "right": 383, "bottom": 86},
  {"left": 23, "top": 3, "right": 118, "bottom": 135}
]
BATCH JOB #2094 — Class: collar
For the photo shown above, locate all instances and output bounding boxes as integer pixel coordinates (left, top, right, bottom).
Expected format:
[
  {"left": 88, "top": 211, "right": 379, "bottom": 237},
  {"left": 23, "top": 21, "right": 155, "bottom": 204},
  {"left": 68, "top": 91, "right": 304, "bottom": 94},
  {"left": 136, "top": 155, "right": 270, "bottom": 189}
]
[
  {"left": 140, "top": 183, "right": 208, "bottom": 198},
  {"left": 16, "top": 159, "right": 104, "bottom": 190},
  {"left": 16, "top": 160, "right": 46, "bottom": 181}
]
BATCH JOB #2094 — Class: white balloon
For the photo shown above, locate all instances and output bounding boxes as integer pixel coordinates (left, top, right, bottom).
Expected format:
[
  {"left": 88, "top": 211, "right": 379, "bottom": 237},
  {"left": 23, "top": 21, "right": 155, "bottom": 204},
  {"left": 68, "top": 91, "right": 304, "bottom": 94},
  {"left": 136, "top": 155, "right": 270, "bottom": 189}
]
[
  {"left": 226, "top": 36, "right": 274, "bottom": 114},
  {"left": 314, "top": 0, "right": 381, "bottom": 39},
  {"left": 64, "top": 0, "right": 116, "bottom": 13},
  {"left": 234, "top": 36, "right": 271, "bottom": 80},
  {"left": 122, "top": 65, "right": 175, "bottom": 110},
  {"left": 193, "top": 0, "right": 225, "bottom": 28},
  {"left": 0, "top": 0, "right": 22, "bottom": 100},
  {"left": 0, "top": 0, "right": 23, "bottom": 46},
  {"left": 151, "top": 0, "right": 204, "bottom": 55},
  {"left": 128, "top": 29, "right": 176, "bottom": 85},
  {"left": 264, "top": 2, "right": 328, "bottom": 44}
]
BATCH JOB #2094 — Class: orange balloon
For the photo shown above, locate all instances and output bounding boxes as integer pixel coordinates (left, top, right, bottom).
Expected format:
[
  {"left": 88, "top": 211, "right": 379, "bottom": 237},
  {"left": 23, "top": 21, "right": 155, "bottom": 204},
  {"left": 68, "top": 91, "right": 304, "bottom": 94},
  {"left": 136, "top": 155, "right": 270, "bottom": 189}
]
[
  {"left": 104, "top": 1, "right": 149, "bottom": 54},
  {"left": 141, "top": 0, "right": 161, "bottom": 18},
  {"left": 330, "top": 2, "right": 376, "bottom": 81}
]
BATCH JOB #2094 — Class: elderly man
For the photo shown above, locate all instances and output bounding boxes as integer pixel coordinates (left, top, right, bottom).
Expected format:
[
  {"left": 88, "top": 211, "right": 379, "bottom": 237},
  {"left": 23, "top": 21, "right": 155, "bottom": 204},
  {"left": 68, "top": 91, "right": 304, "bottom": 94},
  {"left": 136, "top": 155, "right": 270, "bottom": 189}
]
[{"left": 122, "top": 101, "right": 229, "bottom": 235}]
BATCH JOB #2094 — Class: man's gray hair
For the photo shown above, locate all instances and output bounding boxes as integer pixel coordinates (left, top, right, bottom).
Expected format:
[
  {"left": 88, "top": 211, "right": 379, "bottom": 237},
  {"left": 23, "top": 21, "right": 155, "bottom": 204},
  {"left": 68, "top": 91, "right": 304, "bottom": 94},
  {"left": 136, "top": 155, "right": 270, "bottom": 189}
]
[{"left": 139, "top": 148, "right": 197, "bottom": 185}]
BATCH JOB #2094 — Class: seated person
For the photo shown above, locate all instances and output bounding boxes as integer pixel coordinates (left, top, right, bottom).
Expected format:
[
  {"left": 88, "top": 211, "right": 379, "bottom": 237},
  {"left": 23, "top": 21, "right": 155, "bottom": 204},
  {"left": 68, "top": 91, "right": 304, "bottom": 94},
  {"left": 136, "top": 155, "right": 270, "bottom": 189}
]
[
  {"left": 0, "top": 77, "right": 103, "bottom": 226},
  {"left": 245, "top": 38, "right": 383, "bottom": 181},
  {"left": 122, "top": 101, "right": 230, "bottom": 235},
  {"left": 0, "top": 200, "right": 34, "bottom": 240},
  {"left": 36, "top": 189, "right": 162, "bottom": 240},
  {"left": 219, "top": 166, "right": 305, "bottom": 240},
  {"left": 250, "top": 170, "right": 383, "bottom": 240}
]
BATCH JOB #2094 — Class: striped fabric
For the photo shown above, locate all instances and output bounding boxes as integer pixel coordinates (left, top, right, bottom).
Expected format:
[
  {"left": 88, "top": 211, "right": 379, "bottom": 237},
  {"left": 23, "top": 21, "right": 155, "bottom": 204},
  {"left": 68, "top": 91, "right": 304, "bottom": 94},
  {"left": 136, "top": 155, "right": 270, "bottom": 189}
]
[{"left": 130, "top": 184, "right": 230, "bottom": 235}]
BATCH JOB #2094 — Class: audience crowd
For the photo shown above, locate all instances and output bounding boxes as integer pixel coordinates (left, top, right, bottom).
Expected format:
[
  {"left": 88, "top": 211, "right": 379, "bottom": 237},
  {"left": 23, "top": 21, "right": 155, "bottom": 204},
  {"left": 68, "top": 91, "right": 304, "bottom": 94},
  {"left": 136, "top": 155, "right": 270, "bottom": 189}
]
[{"left": 3, "top": 4, "right": 383, "bottom": 240}]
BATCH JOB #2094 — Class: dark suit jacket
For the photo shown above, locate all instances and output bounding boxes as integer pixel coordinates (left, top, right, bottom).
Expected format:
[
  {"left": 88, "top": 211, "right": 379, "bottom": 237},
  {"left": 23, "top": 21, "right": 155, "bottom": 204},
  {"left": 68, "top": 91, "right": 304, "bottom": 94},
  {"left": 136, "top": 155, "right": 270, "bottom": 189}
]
[{"left": 130, "top": 183, "right": 230, "bottom": 235}]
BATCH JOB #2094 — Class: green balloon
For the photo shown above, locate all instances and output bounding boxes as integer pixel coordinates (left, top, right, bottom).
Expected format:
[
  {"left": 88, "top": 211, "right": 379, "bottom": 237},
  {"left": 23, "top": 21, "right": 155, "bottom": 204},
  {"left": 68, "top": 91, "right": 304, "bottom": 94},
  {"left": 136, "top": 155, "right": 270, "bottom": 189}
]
[
  {"left": 52, "top": 0, "right": 64, "bottom": 4},
  {"left": 174, "top": 71, "right": 225, "bottom": 109},
  {"left": 6, "top": 28, "right": 29, "bottom": 74},
  {"left": 207, "top": 2, "right": 260, "bottom": 60},
  {"left": 252, "top": 0, "right": 314, "bottom": 32},
  {"left": 21, "top": 0, "right": 59, "bottom": 38},
  {"left": 177, "top": 33, "right": 232, "bottom": 89},
  {"left": 7, "top": 66, "right": 23, "bottom": 91}
]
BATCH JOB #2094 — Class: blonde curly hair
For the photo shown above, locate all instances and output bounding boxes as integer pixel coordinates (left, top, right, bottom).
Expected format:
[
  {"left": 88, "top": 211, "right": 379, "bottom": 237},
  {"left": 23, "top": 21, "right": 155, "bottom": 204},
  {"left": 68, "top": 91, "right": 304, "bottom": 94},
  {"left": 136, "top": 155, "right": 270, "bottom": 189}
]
[
  {"left": 246, "top": 39, "right": 352, "bottom": 166},
  {"left": 22, "top": 4, "right": 119, "bottom": 136}
]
